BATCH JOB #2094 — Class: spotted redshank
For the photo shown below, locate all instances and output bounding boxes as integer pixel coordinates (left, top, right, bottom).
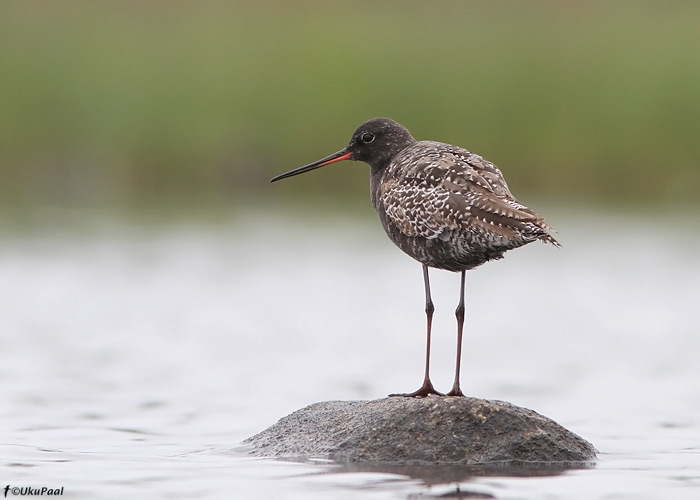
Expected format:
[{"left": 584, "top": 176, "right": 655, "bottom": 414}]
[{"left": 271, "top": 118, "right": 559, "bottom": 397}]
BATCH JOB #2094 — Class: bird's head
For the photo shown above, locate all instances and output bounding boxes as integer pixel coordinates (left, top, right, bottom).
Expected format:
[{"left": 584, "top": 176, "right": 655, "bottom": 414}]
[{"left": 270, "top": 117, "right": 416, "bottom": 182}]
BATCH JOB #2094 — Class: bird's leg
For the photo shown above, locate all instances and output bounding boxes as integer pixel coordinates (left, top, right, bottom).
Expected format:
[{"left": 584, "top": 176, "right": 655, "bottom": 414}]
[
  {"left": 390, "top": 265, "right": 443, "bottom": 398},
  {"left": 447, "top": 271, "right": 466, "bottom": 397}
]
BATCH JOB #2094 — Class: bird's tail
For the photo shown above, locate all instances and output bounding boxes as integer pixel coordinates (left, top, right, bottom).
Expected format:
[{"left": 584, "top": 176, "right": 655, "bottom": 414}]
[
  {"left": 538, "top": 232, "right": 561, "bottom": 247},
  {"left": 534, "top": 219, "right": 561, "bottom": 247}
]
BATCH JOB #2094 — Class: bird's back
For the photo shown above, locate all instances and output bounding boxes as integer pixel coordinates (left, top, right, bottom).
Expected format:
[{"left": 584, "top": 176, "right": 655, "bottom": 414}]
[{"left": 371, "top": 141, "right": 559, "bottom": 272}]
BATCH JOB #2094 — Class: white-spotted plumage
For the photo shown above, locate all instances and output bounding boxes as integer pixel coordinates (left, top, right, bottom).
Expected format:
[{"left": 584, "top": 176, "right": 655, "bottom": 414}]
[
  {"left": 368, "top": 136, "right": 559, "bottom": 272},
  {"left": 270, "top": 117, "right": 560, "bottom": 398}
]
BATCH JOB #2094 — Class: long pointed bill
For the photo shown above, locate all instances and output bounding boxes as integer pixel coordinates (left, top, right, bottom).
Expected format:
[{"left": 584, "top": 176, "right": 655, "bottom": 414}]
[{"left": 270, "top": 150, "right": 353, "bottom": 183}]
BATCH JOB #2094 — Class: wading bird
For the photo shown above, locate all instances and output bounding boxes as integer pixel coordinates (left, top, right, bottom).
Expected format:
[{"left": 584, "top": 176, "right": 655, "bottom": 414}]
[{"left": 271, "top": 118, "right": 559, "bottom": 397}]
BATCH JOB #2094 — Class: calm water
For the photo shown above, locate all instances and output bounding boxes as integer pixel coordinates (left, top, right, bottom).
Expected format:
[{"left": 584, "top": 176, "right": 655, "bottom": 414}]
[{"left": 1, "top": 211, "right": 699, "bottom": 499}]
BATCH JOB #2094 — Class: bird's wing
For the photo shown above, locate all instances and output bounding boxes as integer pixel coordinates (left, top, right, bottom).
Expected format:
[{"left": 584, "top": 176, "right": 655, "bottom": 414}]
[{"left": 381, "top": 144, "right": 555, "bottom": 242}]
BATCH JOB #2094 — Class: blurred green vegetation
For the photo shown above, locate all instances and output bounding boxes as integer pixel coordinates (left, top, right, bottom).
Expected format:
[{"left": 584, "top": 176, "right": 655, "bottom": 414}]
[{"left": 1, "top": 1, "right": 699, "bottom": 214}]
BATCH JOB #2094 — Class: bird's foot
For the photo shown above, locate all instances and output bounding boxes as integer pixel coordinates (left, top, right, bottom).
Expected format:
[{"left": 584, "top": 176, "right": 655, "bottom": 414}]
[
  {"left": 446, "top": 384, "right": 465, "bottom": 397},
  {"left": 389, "top": 380, "right": 444, "bottom": 398}
]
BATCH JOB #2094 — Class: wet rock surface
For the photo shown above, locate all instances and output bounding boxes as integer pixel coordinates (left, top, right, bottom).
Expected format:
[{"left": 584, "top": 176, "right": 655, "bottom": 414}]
[{"left": 243, "top": 397, "right": 596, "bottom": 465}]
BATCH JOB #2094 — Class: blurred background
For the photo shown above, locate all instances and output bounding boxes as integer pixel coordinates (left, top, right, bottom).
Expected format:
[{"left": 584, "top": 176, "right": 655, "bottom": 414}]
[
  {"left": 1, "top": 0, "right": 698, "bottom": 220},
  {"left": 2, "top": 3, "right": 700, "bottom": 498}
]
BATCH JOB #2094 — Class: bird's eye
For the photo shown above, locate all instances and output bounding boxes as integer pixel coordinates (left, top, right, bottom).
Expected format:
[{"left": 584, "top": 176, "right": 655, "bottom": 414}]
[{"left": 361, "top": 132, "right": 375, "bottom": 144}]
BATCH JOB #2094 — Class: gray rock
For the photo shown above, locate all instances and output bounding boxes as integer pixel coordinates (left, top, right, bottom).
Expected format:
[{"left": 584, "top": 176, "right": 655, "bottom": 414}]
[{"left": 243, "top": 397, "right": 596, "bottom": 465}]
